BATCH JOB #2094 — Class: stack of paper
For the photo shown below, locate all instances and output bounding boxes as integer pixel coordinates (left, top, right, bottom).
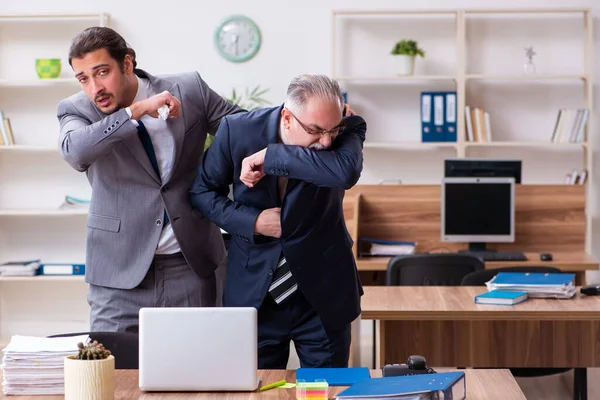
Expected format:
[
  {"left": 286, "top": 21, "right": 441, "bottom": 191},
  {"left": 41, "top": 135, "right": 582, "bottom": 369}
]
[
  {"left": 359, "top": 238, "right": 417, "bottom": 257},
  {"left": 486, "top": 272, "right": 577, "bottom": 299},
  {"left": 2, "top": 334, "right": 89, "bottom": 395},
  {"left": 0, "top": 260, "right": 40, "bottom": 276}
]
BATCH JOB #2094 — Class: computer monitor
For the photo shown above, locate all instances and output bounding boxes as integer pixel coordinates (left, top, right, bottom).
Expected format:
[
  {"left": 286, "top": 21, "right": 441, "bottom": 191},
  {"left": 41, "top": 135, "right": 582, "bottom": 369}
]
[
  {"left": 441, "top": 177, "right": 515, "bottom": 252},
  {"left": 444, "top": 159, "right": 522, "bottom": 184}
]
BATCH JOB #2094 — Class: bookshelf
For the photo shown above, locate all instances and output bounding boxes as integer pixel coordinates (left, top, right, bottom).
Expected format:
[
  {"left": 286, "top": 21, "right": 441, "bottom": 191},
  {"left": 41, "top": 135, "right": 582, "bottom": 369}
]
[
  {"left": 0, "top": 12, "right": 109, "bottom": 344},
  {"left": 331, "top": 7, "right": 594, "bottom": 251}
]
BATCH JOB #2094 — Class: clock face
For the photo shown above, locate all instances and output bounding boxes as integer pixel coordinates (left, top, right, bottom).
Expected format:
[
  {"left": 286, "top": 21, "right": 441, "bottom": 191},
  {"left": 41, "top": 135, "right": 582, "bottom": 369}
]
[{"left": 214, "top": 15, "right": 261, "bottom": 63}]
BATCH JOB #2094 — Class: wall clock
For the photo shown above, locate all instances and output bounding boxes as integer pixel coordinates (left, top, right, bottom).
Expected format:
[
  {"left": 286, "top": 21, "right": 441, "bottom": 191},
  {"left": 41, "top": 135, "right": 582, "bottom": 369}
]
[{"left": 214, "top": 15, "right": 261, "bottom": 63}]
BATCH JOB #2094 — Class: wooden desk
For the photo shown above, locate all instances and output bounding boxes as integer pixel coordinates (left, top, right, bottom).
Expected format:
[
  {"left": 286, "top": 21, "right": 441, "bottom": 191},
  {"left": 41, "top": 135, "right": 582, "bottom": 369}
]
[
  {"left": 360, "top": 286, "right": 600, "bottom": 368},
  {"left": 1, "top": 369, "right": 526, "bottom": 399},
  {"left": 356, "top": 252, "right": 598, "bottom": 285}
]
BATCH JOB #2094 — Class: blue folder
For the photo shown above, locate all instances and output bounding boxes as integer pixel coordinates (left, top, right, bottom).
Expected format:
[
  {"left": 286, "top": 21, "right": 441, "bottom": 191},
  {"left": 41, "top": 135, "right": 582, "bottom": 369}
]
[
  {"left": 296, "top": 367, "right": 370, "bottom": 386},
  {"left": 491, "top": 272, "right": 575, "bottom": 286},
  {"left": 336, "top": 371, "right": 465, "bottom": 398}
]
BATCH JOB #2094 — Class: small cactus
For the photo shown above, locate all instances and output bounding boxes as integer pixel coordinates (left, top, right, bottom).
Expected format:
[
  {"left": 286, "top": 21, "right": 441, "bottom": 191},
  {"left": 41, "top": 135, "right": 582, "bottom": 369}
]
[{"left": 76, "top": 340, "right": 111, "bottom": 360}]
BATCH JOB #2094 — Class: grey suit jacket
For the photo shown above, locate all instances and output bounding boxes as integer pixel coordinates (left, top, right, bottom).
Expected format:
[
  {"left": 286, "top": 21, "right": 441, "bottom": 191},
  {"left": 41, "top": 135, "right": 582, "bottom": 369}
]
[{"left": 57, "top": 69, "right": 244, "bottom": 289}]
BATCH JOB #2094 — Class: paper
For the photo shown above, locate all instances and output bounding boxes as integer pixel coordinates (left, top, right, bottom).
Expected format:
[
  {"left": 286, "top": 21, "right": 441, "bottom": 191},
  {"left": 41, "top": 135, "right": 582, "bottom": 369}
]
[
  {"left": 2, "top": 335, "right": 89, "bottom": 395},
  {"left": 158, "top": 105, "right": 170, "bottom": 120}
]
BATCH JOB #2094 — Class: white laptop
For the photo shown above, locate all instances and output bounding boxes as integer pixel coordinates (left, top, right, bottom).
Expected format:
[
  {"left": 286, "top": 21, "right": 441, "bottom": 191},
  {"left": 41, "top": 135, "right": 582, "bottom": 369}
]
[{"left": 139, "top": 307, "right": 258, "bottom": 391}]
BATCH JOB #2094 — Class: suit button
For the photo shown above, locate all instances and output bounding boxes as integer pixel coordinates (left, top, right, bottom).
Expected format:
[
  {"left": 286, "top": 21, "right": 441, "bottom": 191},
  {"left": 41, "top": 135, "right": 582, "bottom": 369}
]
[
  {"left": 268, "top": 269, "right": 274, "bottom": 276},
  {"left": 155, "top": 219, "right": 162, "bottom": 227},
  {"left": 161, "top": 186, "right": 168, "bottom": 193}
]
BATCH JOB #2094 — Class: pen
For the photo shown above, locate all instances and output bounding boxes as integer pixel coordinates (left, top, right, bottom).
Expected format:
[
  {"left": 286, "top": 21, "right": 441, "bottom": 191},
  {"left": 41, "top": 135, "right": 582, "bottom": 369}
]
[{"left": 259, "top": 379, "right": 287, "bottom": 391}]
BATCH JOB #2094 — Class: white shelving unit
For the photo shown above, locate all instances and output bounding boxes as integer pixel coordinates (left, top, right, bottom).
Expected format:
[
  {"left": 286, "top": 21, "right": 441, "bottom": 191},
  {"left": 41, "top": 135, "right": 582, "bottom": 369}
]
[
  {"left": 0, "top": 12, "right": 109, "bottom": 344},
  {"left": 332, "top": 7, "right": 594, "bottom": 250}
]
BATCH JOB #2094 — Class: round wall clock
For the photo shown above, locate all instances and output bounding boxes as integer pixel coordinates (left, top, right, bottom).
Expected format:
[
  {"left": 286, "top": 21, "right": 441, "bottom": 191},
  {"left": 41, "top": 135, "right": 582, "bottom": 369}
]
[{"left": 214, "top": 15, "right": 261, "bottom": 63}]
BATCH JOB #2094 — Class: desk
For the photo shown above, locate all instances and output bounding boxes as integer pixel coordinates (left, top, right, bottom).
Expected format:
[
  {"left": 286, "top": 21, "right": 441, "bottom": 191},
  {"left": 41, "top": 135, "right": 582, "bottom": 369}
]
[
  {"left": 1, "top": 369, "right": 526, "bottom": 399},
  {"left": 356, "top": 252, "right": 598, "bottom": 285},
  {"left": 360, "top": 286, "right": 600, "bottom": 369}
]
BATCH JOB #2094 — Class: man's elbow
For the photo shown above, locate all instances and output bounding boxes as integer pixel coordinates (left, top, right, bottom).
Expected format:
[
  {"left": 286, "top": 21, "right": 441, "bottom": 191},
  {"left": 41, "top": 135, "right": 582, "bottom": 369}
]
[{"left": 59, "top": 141, "right": 88, "bottom": 172}]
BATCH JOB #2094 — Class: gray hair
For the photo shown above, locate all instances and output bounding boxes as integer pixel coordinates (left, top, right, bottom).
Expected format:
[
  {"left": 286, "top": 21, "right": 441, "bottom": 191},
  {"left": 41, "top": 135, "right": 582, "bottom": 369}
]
[{"left": 284, "top": 74, "right": 344, "bottom": 113}]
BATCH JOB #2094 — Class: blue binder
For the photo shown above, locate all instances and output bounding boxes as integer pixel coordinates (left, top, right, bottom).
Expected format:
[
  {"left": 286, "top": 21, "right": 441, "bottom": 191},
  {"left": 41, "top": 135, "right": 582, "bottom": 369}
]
[
  {"left": 39, "top": 264, "right": 85, "bottom": 275},
  {"left": 420, "top": 92, "right": 434, "bottom": 142},
  {"left": 336, "top": 371, "right": 466, "bottom": 399},
  {"left": 444, "top": 91, "right": 457, "bottom": 142},
  {"left": 491, "top": 272, "right": 575, "bottom": 286},
  {"left": 296, "top": 367, "right": 370, "bottom": 386}
]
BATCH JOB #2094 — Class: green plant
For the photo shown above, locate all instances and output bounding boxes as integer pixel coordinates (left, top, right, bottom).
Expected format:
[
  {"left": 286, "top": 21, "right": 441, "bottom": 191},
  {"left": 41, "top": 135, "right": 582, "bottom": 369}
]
[
  {"left": 205, "top": 85, "right": 271, "bottom": 151},
  {"left": 391, "top": 40, "right": 425, "bottom": 57},
  {"left": 225, "top": 86, "right": 270, "bottom": 111},
  {"left": 75, "top": 340, "right": 111, "bottom": 360}
]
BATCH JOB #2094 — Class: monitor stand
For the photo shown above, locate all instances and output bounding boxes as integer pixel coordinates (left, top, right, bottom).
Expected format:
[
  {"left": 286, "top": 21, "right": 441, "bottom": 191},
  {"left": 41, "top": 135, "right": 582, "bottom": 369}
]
[{"left": 460, "top": 242, "right": 495, "bottom": 253}]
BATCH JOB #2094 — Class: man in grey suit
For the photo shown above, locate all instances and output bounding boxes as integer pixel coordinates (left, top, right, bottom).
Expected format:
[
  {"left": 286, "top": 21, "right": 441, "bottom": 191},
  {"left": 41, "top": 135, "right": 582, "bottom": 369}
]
[{"left": 57, "top": 27, "right": 243, "bottom": 332}]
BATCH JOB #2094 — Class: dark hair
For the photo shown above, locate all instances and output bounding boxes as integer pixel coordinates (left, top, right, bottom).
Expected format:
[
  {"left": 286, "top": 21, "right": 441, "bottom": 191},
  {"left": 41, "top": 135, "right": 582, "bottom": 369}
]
[{"left": 68, "top": 27, "right": 137, "bottom": 72}]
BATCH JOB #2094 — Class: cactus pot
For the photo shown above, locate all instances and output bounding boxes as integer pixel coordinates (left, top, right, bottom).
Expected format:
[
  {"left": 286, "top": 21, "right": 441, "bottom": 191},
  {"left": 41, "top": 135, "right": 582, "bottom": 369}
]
[{"left": 64, "top": 355, "right": 115, "bottom": 400}]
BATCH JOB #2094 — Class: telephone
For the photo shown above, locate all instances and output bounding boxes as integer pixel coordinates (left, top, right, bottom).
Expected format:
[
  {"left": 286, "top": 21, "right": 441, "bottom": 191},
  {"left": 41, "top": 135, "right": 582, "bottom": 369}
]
[{"left": 382, "top": 355, "right": 436, "bottom": 377}]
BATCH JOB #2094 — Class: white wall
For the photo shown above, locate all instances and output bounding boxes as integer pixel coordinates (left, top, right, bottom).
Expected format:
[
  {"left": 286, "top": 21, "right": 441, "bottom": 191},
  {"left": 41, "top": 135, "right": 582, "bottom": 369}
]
[{"left": 0, "top": 0, "right": 598, "bottom": 357}]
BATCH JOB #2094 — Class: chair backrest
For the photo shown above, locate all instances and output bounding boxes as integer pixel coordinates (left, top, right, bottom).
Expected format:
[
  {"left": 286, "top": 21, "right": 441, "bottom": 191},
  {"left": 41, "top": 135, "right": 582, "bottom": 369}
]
[
  {"left": 385, "top": 254, "right": 485, "bottom": 286},
  {"left": 460, "top": 266, "right": 563, "bottom": 286},
  {"left": 48, "top": 331, "right": 138, "bottom": 369}
]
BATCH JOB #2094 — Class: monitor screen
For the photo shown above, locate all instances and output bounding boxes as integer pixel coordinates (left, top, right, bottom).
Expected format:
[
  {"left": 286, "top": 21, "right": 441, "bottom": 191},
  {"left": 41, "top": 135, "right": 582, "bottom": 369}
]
[{"left": 441, "top": 177, "right": 515, "bottom": 243}]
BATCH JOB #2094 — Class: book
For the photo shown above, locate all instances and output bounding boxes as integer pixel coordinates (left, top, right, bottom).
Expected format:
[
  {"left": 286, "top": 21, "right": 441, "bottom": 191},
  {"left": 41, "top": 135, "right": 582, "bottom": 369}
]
[
  {"left": 296, "top": 367, "right": 370, "bottom": 386},
  {"left": 474, "top": 290, "right": 528, "bottom": 305},
  {"left": 335, "top": 371, "right": 466, "bottom": 399}
]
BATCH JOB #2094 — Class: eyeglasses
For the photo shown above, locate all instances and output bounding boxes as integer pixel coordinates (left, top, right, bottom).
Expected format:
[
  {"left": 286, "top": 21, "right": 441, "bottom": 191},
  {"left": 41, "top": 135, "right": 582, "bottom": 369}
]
[{"left": 286, "top": 108, "right": 346, "bottom": 137}]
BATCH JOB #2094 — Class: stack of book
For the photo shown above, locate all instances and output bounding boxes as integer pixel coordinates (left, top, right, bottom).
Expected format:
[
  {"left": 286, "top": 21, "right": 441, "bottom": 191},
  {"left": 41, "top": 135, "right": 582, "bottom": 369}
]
[
  {"left": 0, "top": 260, "right": 40, "bottom": 277},
  {"left": 2, "top": 335, "right": 88, "bottom": 395},
  {"left": 359, "top": 238, "right": 416, "bottom": 257},
  {"left": 485, "top": 272, "right": 576, "bottom": 299}
]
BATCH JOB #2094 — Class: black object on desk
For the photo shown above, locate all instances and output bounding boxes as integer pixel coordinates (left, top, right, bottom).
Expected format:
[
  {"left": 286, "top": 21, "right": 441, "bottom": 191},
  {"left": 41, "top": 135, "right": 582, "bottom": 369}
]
[
  {"left": 581, "top": 285, "right": 600, "bottom": 296},
  {"left": 540, "top": 253, "right": 553, "bottom": 261},
  {"left": 382, "top": 355, "right": 436, "bottom": 377}
]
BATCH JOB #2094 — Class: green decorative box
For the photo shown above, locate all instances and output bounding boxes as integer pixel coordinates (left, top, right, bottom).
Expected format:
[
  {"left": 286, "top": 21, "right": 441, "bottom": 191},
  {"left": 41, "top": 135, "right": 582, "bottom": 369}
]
[{"left": 35, "top": 58, "right": 61, "bottom": 79}]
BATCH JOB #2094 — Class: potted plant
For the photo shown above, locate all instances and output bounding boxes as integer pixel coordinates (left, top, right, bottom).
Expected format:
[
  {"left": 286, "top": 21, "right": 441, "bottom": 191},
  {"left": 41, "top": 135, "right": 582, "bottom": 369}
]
[
  {"left": 390, "top": 39, "right": 425, "bottom": 76},
  {"left": 64, "top": 340, "right": 115, "bottom": 400}
]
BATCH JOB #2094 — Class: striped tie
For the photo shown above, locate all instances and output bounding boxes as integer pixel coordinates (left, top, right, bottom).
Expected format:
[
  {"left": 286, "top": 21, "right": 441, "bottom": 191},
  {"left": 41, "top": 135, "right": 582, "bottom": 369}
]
[{"left": 268, "top": 254, "right": 297, "bottom": 304}]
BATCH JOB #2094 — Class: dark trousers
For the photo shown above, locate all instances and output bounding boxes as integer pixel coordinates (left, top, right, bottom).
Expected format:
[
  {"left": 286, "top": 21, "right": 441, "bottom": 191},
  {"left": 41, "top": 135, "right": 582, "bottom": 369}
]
[{"left": 257, "top": 289, "right": 351, "bottom": 369}]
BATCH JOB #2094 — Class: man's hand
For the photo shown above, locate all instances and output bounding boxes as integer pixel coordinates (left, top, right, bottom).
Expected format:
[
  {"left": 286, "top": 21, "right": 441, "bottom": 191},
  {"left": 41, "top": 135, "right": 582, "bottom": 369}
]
[
  {"left": 129, "top": 91, "right": 181, "bottom": 120},
  {"left": 344, "top": 103, "right": 356, "bottom": 116},
  {"left": 254, "top": 207, "right": 281, "bottom": 238},
  {"left": 241, "top": 148, "right": 267, "bottom": 188}
]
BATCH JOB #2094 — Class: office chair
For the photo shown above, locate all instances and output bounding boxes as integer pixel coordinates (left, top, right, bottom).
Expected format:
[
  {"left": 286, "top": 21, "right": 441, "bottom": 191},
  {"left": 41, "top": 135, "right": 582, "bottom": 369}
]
[
  {"left": 386, "top": 253, "right": 485, "bottom": 286},
  {"left": 48, "top": 331, "right": 138, "bottom": 369},
  {"left": 372, "top": 254, "right": 485, "bottom": 368},
  {"left": 461, "top": 266, "right": 586, "bottom": 400}
]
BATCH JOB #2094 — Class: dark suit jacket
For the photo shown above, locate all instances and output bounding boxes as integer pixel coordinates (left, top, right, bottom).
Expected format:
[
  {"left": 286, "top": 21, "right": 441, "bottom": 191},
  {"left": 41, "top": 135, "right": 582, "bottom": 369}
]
[
  {"left": 190, "top": 105, "right": 367, "bottom": 330},
  {"left": 57, "top": 69, "right": 243, "bottom": 288}
]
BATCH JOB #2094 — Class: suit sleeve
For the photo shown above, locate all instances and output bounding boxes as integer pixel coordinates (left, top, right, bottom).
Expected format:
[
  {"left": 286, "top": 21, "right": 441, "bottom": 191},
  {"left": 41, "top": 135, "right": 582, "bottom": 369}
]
[
  {"left": 195, "top": 72, "right": 245, "bottom": 134},
  {"left": 189, "top": 117, "right": 263, "bottom": 244},
  {"left": 263, "top": 115, "right": 366, "bottom": 189},
  {"left": 57, "top": 99, "right": 138, "bottom": 172}
]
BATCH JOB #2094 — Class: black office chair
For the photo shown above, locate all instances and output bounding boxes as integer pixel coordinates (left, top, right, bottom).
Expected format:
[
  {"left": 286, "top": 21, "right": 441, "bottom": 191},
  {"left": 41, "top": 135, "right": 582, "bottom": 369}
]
[
  {"left": 372, "top": 254, "right": 485, "bottom": 368},
  {"left": 461, "top": 266, "right": 587, "bottom": 400},
  {"left": 48, "top": 331, "right": 138, "bottom": 369},
  {"left": 386, "top": 253, "right": 485, "bottom": 286}
]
